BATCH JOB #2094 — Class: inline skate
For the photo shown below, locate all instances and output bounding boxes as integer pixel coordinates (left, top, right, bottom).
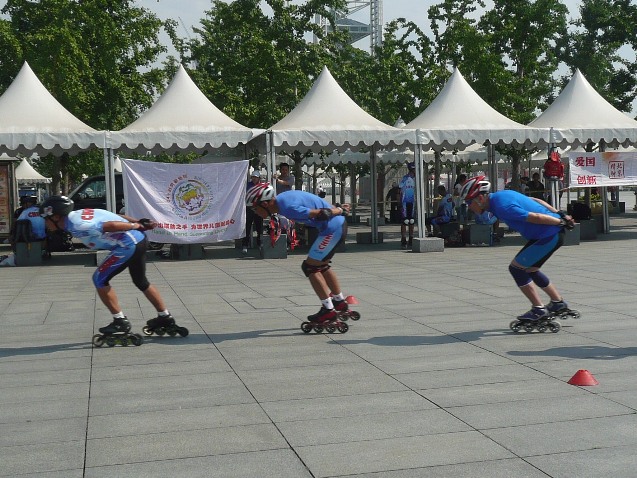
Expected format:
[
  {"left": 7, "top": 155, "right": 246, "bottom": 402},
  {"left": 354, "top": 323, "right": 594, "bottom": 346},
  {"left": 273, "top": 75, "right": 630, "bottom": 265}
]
[
  {"left": 546, "top": 299, "right": 581, "bottom": 320},
  {"left": 301, "top": 307, "right": 349, "bottom": 334},
  {"left": 510, "top": 307, "right": 561, "bottom": 333},
  {"left": 332, "top": 295, "right": 361, "bottom": 322},
  {"left": 92, "top": 317, "right": 143, "bottom": 347},
  {"left": 142, "top": 314, "right": 189, "bottom": 338}
]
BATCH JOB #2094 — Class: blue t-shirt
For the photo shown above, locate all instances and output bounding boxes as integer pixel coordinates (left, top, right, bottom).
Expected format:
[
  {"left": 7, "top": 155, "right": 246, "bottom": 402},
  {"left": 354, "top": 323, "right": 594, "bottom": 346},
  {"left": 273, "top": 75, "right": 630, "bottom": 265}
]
[
  {"left": 17, "top": 205, "right": 47, "bottom": 239},
  {"left": 488, "top": 190, "right": 560, "bottom": 240},
  {"left": 436, "top": 193, "right": 454, "bottom": 218},
  {"left": 399, "top": 173, "right": 416, "bottom": 203},
  {"left": 65, "top": 208, "right": 145, "bottom": 250},
  {"left": 275, "top": 190, "right": 333, "bottom": 232}
]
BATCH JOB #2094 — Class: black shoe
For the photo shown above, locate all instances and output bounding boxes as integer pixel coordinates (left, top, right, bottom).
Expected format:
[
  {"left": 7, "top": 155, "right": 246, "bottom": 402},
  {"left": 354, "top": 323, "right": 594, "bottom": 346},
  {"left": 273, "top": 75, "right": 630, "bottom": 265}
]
[
  {"left": 146, "top": 314, "right": 175, "bottom": 329},
  {"left": 99, "top": 317, "right": 131, "bottom": 335}
]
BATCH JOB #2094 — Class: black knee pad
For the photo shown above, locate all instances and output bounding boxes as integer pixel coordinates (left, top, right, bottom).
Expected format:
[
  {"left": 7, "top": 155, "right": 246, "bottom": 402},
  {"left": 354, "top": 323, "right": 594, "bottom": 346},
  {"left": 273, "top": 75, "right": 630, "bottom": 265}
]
[{"left": 301, "top": 260, "right": 330, "bottom": 278}]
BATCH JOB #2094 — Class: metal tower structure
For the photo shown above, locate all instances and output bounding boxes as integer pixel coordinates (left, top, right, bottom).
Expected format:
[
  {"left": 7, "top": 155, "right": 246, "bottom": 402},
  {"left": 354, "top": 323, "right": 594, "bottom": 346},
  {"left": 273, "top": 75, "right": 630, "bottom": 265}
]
[{"left": 315, "top": 1, "right": 383, "bottom": 52}]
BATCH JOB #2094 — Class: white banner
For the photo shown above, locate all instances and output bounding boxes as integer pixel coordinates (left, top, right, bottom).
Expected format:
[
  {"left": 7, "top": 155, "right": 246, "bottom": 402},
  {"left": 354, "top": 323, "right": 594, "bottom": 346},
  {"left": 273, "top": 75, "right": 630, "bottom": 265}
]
[
  {"left": 122, "top": 158, "right": 248, "bottom": 244},
  {"left": 569, "top": 151, "right": 637, "bottom": 188}
]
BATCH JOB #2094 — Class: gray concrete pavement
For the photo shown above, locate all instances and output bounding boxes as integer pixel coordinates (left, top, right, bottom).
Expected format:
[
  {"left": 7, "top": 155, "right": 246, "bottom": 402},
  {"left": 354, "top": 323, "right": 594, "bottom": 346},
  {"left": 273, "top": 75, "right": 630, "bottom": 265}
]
[{"left": 1, "top": 214, "right": 637, "bottom": 477}]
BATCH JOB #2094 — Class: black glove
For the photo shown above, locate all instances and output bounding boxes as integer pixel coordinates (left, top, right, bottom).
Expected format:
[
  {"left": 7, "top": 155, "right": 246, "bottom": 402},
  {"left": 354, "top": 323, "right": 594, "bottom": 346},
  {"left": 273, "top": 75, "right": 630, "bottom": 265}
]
[
  {"left": 137, "top": 218, "right": 155, "bottom": 231},
  {"left": 559, "top": 217, "right": 575, "bottom": 230}
]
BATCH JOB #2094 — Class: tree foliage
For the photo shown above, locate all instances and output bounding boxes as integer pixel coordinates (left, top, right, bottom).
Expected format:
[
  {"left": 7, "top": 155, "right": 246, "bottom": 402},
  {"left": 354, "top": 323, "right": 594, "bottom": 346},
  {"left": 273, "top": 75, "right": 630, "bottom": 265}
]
[
  {"left": 1, "top": 0, "right": 637, "bottom": 196},
  {"left": 0, "top": 0, "right": 168, "bottom": 192},
  {"left": 561, "top": 0, "right": 637, "bottom": 113}
]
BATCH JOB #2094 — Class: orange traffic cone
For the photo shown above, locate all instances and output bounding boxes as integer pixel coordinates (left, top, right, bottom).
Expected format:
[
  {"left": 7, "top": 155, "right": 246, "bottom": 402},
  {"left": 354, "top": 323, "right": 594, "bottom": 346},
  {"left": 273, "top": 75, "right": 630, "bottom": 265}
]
[
  {"left": 345, "top": 295, "right": 359, "bottom": 305},
  {"left": 568, "top": 369, "right": 599, "bottom": 386}
]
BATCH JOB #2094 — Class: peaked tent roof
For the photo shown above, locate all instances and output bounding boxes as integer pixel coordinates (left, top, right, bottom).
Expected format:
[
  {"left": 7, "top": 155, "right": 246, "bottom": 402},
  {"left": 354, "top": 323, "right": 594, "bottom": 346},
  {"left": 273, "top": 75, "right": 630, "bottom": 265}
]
[
  {"left": 15, "top": 157, "right": 51, "bottom": 183},
  {"left": 529, "top": 69, "right": 637, "bottom": 148},
  {"left": 407, "top": 68, "right": 550, "bottom": 151},
  {"left": 0, "top": 62, "right": 103, "bottom": 156},
  {"left": 109, "top": 65, "right": 263, "bottom": 154},
  {"left": 269, "top": 66, "right": 415, "bottom": 151}
]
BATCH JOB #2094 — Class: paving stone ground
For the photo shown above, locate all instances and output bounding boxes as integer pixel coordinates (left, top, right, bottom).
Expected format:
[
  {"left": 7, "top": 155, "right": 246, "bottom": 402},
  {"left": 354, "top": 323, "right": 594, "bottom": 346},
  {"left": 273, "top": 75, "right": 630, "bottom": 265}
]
[{"left": 1, "top": 209, "right": 637, "bottom": 477}]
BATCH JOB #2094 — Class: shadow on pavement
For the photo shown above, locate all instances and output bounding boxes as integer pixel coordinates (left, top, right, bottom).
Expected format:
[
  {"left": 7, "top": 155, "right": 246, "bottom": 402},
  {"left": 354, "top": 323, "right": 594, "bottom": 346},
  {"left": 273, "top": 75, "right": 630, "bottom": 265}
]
[{"left": 508, "top": 345, "right": 637, "bottom": 360}]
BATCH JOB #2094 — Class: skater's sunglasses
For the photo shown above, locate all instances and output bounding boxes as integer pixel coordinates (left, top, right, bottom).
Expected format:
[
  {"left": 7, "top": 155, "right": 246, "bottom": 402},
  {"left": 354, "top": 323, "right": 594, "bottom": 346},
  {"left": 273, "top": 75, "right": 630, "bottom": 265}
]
[{"left": 250, "top": 202, "right": 267, "bottom": 213}]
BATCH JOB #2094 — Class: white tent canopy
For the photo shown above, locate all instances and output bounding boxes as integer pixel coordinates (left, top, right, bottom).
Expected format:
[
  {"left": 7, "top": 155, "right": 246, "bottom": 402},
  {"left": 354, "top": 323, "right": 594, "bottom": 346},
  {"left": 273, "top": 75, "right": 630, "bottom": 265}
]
[
  {"left": 267, "top": 66, "right": 416, "bottom": 244},
  {"left": 0, "top": 62, "right": 104, "bottom": 156},
  {"left": 529, "top": 69, "right": 637, "bottom": 149},
  {"left": 408, "top": 68, "right": 551, "bottom": 151},
  {"left": 109, "top": 65, "right": 264, "bottom": 154},
  {"left": 14, "top": 157, "right": 51, "bottom": 184},
  {"left": 269, "top": 66, "right": 416, "bottom": 151}
]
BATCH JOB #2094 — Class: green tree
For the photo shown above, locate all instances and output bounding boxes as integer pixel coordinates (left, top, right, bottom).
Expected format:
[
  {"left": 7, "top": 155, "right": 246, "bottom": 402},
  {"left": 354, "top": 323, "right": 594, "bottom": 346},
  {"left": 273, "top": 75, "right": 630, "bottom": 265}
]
[
  {"left": 1, "top": 0, "right": 168, "bottom": 192},
  {"left": 181, "top": 0, "right": 348, "bottom": 130},
  {"left": 561, "top": 0, "right": 637, "bottom": 114}
]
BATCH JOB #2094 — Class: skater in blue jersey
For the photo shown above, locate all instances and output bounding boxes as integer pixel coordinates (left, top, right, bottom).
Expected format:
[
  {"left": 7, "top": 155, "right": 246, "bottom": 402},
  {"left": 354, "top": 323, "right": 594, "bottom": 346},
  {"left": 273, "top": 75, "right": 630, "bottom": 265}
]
[
  {"left": 39, "top": 196, "right": 186, "bottom": 344},
  {"left": 246, "top": 183, "right": 358, "bottom": 332},
  {"left": 460, "top": 176, "right": 579, "bottom": 331},
  {"left": 398, "top": 162, "right": 417, "bottom": 249}
]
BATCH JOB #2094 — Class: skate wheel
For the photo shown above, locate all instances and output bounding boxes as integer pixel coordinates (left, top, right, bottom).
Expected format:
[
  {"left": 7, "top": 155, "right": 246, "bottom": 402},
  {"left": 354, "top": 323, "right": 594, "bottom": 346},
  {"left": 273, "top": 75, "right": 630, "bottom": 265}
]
[
  {"left": 155, "top": 328, "right": 166, "bottom": 337},
  {"left": 549, "top": 321, "right": 561, "bottom": 333},
  {"left": 131, "top": 334, "right": 143, "bottom": 346},
  {"left": 301, "top": 322, "right": 313, "bottom": 334},
  {"left": 350, "top": 311, "right": 361, "bottom": 321},
  {"left": 523, "top": 323, "right": 535, "bottom": 333},
  {"left": 568, "top": 310, "right": 581, "bottom": 319},
  {"left": 142, "top": 325, "right": 152, "bottom": 336},
  {"left": 313, "top": 324, "right": 324, "bottom": 333},
  {"left": 92, "top": 334, "right": 104, "bottom": 347},
  {"left": 167, "top": 329, "right": 177, "bottom": 337},
  {"left": 509, "top": 320, "right": 522, "bottom": 332},
  {"left": 121, "top": 337, "right": 130, "bottom": 346},
  {"left": 337, "top": 322, "right": 349, "bottom": 333},
  {"left": 178, "top": 327, "right": 189, "bottom": 337},
  {"left": 325, "top": 324, "right": 336, "bottom": 333},
  {"left": 537, "top": 324, "right": 548, "bottom": 333},
  {"left": 106, "top": 337, "right": 116, "bottom": 347}
]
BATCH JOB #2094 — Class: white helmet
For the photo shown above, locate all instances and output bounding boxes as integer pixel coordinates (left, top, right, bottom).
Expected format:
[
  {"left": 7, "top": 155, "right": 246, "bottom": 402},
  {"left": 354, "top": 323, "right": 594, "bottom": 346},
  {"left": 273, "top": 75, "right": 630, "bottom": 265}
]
[
  {"left": 246, "top": 183, "right": 275, "bottom": 207},
  {"left": 459, "top": 175, "right": 491, "bottom": 202}
]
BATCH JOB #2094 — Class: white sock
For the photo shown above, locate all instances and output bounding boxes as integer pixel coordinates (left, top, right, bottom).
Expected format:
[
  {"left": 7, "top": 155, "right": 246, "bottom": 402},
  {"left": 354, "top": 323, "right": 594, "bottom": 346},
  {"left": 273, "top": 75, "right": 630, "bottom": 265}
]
[
  {"left": 321, "top": 297, "right": 334, "bottom": 310},
  {"left": 158, "top": 310, "right": 170, "bottom": 317},
  {"left": 112, "top": 311, "right": 125, "bottom": 319},
  {"left": 332, "top": 293, "right": 345, "bottom": 301}
]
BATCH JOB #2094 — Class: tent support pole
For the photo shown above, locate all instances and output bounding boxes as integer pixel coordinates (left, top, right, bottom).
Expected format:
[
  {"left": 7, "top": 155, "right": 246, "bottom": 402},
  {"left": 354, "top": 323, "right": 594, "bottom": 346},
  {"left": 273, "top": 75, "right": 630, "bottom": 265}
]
[
  {"left": 104, "top": 147, "right": 116, "bottom": 212},
  {"left": 599, "top": 141, "right": 610, "bottom": 233},
  {"left": 369, "top": 146, "right": 378, "bottom": 243},
  {"left": 266, "top": 131, "right": 274, "bottom": 183},
  {"left": 415, "top": 145, "right": 425, "bottom": 239}
]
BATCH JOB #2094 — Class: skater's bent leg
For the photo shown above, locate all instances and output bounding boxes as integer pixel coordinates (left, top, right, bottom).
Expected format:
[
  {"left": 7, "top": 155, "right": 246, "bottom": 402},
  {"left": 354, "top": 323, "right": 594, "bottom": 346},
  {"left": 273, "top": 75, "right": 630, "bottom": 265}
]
[
  {"left": 302, "top": 259, "right": 331, "bottom": 300},
  {"left": 321, "top": 267, "right": 342, "bottom": 297},
  {"left": 97, "top": 285, "right": 122, "bottom": 314},
  {"left": 510, "top": 261, "right": 543, "bottom": 308},
  {"left": 528, "top": 268, "right": 562, "bottom": 302},
  {"left": 518, "top": 282, "right": 544, "bottom": 308},
  {"left": 142, "top": 284, "right": 167, "bottom": 312}
]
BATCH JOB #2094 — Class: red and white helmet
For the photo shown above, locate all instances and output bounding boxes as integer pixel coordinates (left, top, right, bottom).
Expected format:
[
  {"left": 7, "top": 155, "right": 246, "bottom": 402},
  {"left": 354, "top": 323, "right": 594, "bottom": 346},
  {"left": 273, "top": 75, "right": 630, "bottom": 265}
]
[
  {"left": 246, "top": 183, "right": 275, "bottom": 207},
  {"left": 459, "top": 175, "right": 491, "bottom": 202}
]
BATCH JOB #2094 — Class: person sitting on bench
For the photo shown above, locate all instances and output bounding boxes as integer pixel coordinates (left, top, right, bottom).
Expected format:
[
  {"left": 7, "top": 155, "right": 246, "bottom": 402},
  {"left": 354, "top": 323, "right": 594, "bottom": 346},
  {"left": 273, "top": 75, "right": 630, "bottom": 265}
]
[
  {"left": 426, "top": 185, "right": 455, "bottom": 236},
  {"left": 13, "top": 196, "right": 49, "bottom": 255}
]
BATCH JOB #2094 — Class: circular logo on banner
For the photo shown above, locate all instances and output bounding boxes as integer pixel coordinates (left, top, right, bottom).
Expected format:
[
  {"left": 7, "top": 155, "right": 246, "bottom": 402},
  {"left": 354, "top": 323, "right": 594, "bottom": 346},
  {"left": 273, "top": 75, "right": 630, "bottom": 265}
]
[{"left": 171, "top": 178, "right": 212, "bottom": 220}]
